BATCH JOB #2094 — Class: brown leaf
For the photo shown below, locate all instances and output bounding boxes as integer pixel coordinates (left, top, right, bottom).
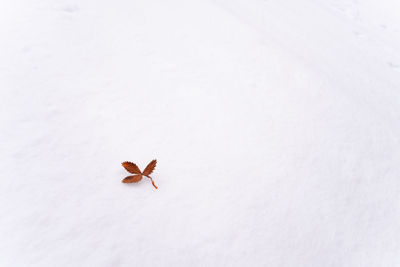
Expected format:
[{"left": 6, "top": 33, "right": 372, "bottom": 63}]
[
  {"left": 143, "top": 159, "right": 157, "bottom": 176},
  {"left": 121, "top": 161, "right": 141, "bottom": 174},
  {"left": 122, "top": 174, "right": 143, "bottom": 183}
]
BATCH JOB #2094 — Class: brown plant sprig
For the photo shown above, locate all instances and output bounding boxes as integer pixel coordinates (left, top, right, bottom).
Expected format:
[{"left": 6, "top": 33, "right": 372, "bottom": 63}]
[{"left": 121, "top": 159, "right": 158, "bottom": 189}]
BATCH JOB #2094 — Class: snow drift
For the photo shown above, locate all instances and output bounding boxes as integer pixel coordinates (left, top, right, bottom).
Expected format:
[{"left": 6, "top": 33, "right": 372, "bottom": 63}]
[{"left": 1, "top": 0, "right": 400, "bottom": 266}]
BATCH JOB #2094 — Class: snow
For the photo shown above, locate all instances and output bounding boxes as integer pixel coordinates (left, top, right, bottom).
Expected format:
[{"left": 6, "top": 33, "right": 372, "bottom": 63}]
[{"left": 1, "top": 0, "right": 400, "bottom": 266}]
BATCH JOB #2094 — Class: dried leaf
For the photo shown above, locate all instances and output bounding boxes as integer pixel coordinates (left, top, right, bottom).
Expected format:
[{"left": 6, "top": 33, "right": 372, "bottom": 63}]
[
  {"left": 122, "top": 174, "right": 143, "bottom": 183},
  {"left": 143, "top": 159, "right": 157, "bottom": 176},
  {"left": 121, "top": 159, "right": 158, "bottom": 189},
  {"left": 121, "top": 161, "right": 141, "bottom": 174}
]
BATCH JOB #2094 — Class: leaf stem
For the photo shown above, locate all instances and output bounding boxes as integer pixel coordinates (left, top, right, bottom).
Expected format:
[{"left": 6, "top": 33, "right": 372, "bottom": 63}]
[{"left": 145, "top": 175, "right": 158, "bottom": 189}]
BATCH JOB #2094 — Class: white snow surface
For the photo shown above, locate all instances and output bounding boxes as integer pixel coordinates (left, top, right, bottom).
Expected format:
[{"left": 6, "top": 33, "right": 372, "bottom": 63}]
[{"left": 1, "top": 0, "right": 400, "bottom": 266}]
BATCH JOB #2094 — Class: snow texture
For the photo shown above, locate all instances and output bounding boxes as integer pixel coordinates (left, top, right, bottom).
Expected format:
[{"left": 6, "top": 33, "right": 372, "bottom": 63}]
[{"left": 1, "top": 0, "right": 400, "bottom": 266}]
